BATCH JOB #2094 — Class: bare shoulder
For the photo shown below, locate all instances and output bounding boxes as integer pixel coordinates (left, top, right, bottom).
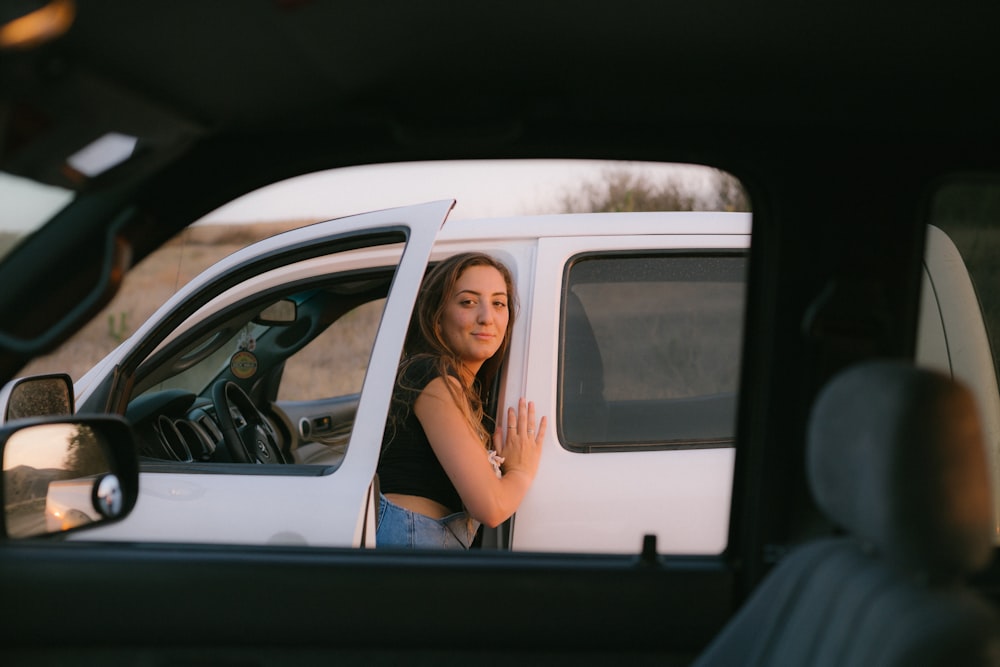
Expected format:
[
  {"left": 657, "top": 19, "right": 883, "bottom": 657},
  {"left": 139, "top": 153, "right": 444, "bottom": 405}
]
[
  {"left": 416, "top": 374, "right": 464, "bottom": 408},
  {"left": 414, "top": 375, "right": 478, "bottom": 445}
]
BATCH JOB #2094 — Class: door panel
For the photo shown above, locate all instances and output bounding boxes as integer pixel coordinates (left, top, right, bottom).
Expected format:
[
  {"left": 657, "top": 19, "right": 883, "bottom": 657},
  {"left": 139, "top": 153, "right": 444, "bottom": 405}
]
[
  {"left": 75, "top": 201, "right": 452, "bottom": 546},
  {"left": 514, "top": 234, "right": 749, "bottom": 554},
  {"left": 277, "top": 394, "right": 359, "bottom": 465}
]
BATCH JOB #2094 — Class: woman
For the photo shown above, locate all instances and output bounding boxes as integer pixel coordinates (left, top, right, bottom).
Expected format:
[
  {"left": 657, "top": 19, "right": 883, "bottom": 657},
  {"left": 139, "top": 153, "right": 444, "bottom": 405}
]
[{"left": 376, "top": 252, "right": 546, "bottom": 549}]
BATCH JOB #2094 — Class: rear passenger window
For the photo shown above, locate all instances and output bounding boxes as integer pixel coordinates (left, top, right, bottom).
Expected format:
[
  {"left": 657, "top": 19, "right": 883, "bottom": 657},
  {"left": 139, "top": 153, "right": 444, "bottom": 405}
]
[{"left": 559, "top": 253, "right": 747, "bottom": 451}]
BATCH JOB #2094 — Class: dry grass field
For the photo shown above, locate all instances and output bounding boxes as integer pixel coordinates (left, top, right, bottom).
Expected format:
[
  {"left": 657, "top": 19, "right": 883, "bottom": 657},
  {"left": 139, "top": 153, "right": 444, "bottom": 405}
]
[{"left": 18, "top": 221, "right": 314, "bottom": 382}]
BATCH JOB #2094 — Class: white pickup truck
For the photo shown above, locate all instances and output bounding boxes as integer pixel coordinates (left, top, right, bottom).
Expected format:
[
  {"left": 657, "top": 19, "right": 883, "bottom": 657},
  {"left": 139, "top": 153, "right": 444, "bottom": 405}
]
[{"left": 4, "top": 202, "right": 998, "bottom": 552}]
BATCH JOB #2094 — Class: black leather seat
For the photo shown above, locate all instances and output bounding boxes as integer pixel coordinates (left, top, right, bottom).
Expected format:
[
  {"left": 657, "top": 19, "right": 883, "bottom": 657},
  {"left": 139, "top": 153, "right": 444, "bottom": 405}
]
[{"left": 694, "top": 360, "right": 1000, "bottom": 666}]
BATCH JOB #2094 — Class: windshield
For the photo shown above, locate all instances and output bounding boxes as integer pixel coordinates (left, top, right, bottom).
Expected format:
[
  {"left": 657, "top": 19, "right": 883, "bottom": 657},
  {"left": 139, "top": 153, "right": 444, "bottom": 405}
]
[{"left": 135, "top": 320, "right": 272, "bottom": 400}]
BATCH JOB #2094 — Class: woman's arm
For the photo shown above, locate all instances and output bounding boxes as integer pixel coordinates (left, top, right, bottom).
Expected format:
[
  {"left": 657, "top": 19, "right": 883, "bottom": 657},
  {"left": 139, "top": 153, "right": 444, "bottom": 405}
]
[{"left": 415, "top": 376, "right": 545, "bottom": 527}]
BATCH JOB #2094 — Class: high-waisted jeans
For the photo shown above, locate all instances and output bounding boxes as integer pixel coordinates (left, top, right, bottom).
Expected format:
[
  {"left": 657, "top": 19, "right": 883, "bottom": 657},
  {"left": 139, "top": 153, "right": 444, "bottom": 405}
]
[{"left": 375, "top": 493, "right": 479, "bottom": 549}]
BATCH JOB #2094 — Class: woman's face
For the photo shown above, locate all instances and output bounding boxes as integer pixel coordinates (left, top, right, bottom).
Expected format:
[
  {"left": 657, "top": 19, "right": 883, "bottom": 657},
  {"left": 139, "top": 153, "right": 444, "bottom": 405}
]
[{"left": 439, "top": 264, "right": 510, "bottom": 374}]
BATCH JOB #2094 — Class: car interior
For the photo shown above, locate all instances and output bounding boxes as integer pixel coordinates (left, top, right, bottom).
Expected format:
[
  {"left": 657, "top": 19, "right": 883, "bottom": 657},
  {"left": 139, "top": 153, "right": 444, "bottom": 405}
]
[
  {"left": 693, "top": 361, "right": 999, "bottom": 666},
  {"left": 122, "top": 274, "right": 395, "bottom": 469},
  {"left": 2, "top": 1, "right": 1000, "bottom": 664}
]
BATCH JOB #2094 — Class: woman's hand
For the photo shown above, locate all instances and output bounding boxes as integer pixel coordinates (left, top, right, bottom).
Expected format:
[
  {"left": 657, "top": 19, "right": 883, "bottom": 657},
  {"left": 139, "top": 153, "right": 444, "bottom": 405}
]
[
  {"left": 493, "top": 397, "right": 546, "bottom": 478},
  {"left": 416, "top": 381, "right": 547, "bottom": 527}
]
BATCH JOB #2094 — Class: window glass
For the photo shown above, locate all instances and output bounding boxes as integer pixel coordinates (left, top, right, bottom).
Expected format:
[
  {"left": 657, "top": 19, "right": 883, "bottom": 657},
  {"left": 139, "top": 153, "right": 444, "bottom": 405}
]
[
  {"left": 136, "top": 321, "right": 270, "bottom": 399},
  {"left": 10, "top": 159, "right": 752, "bottom": 552},
  {"left": 930, "top": 180, "right": 1000, "bottom": 378},
  {"left": 119, "top": 246, "right": 402, "bottom": 468},
  {"left": 279, "top": 299, "right": 385, "bottom": 402},
  {"left": 926, "top": 178, "right": 1000, "bottom": 543},
  {"left": 560, "top": 254, "right": 747, "bottom": 451}
]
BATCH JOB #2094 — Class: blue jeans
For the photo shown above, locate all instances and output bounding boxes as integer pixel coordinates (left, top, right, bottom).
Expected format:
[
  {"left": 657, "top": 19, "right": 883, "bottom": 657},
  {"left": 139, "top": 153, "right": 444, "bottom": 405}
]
[{"left": 376, "top": 494, "right": 479, "bottom": 549}]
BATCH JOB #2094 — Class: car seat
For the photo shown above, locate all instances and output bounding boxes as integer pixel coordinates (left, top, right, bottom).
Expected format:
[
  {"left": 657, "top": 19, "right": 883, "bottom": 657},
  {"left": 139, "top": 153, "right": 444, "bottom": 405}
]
[{"left": 693, "top": 360, "right": 1000, "bottom": 666}]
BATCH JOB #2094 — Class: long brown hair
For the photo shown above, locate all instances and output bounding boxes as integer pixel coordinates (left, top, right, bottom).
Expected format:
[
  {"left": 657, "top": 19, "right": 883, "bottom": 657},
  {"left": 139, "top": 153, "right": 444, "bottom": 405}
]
[{"left": 395, "top": 252, "right": 518, "bottom": 446}]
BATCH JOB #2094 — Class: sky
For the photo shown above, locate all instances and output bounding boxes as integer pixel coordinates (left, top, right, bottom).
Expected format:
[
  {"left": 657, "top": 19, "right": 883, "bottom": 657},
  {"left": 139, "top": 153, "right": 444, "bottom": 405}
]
[
  {"left": 1, "top": 159, "right": 719, "bottom": 233},
  {"left": 197, "top": 159, "right": 717, "bottom": 225},
  {"left": 5, "top": 423, "right": 79, "bottom": 470}
]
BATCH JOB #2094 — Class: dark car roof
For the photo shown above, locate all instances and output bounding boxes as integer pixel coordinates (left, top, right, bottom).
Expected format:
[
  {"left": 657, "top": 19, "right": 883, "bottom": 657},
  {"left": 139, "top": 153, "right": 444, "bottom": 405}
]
[{"left": 52, "top": 2, "right": 1000, "bottom": 133}]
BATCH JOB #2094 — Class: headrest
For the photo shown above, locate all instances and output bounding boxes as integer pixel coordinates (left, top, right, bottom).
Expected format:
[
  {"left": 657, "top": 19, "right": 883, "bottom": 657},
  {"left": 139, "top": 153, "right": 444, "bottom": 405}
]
[{"left": 807, "top": 361, "right": 995, "bottom": 578}]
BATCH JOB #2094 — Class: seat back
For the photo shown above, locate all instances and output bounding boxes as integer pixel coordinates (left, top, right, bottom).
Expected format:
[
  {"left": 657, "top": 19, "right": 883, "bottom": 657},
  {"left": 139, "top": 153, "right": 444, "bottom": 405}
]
[{"left": 694, "top": 361, "right": 1000, "bottom": 667}]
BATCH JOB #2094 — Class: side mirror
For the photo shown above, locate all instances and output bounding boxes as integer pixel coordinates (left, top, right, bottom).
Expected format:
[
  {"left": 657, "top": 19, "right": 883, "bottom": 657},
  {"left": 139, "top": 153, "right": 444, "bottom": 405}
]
[
  {"left": 1, "top": 415, "right": 138, "bottom": 539},
  {"left": 0, "top": 373, "right": 75, "bottom": 422}
]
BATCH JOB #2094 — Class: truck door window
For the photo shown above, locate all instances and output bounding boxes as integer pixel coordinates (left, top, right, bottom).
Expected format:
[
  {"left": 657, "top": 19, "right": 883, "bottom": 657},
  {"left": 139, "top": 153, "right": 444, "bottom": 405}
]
[
  {"left": 559, "top": 253, "right": 747, "bottom": 452},
  {"left": 278, "top": 298, "right": 387, "bottom": 402}
]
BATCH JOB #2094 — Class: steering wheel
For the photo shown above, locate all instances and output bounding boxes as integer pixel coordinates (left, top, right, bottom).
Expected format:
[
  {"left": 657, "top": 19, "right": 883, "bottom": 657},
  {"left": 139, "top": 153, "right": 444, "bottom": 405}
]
[{"left": 211, "top": 380, "right": 285, "bottom": 464}]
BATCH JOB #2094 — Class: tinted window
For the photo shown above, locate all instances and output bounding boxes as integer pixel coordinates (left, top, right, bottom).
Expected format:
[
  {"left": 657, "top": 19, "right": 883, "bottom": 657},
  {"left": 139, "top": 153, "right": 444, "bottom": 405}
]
[{"left": 559, "top": 253, "right": 747, "bottom": 451}]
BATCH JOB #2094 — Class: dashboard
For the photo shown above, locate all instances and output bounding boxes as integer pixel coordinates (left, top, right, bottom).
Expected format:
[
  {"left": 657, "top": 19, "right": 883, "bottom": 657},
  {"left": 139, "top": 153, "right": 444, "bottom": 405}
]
[{"left": 126, "top": 390, "right": 227, "bottom": 463}]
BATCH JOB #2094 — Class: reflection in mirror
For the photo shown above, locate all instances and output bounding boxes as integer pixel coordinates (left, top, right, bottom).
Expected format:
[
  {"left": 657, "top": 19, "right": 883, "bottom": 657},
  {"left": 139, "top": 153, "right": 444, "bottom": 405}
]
[
  {"left": 3, "top": 373, "right": 74, "bottom": 421},
  {"left": 2, "top": 422, "right": 119, "bottom": 538},
  {"left": 94, "top": 473, "right": 123, "bottom": 517}
]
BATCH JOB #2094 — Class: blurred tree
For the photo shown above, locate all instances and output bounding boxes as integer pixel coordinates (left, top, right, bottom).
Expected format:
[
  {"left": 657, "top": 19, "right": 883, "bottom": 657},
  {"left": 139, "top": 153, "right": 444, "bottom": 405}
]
[
  {"left": 63, "top": 425, "right": 108, "bottom": 477},
  {"left": 560, "top": 167, "right": 750, "bottom": 213}
]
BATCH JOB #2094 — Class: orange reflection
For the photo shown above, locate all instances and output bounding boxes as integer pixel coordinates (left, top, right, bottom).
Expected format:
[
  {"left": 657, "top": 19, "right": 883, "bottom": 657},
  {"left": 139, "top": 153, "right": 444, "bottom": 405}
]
[{"left": 0, "top": 0, "right": 76, "bottom": 51}]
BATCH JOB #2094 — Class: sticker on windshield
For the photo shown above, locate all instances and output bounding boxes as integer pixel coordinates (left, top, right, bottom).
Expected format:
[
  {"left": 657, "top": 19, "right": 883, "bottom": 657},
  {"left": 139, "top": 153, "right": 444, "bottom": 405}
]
[{"left": 230, "top": 350, "right": 258, "bottom": 379}]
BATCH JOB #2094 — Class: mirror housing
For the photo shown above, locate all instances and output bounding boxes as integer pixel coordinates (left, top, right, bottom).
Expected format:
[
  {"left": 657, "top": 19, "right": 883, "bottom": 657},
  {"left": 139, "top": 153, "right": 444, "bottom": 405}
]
[
  {"left": 0, "top": 373, "right": 74, "bottom": 422},
  {"left": 1, "top": 415, "right": 138, "bottom": 539}
]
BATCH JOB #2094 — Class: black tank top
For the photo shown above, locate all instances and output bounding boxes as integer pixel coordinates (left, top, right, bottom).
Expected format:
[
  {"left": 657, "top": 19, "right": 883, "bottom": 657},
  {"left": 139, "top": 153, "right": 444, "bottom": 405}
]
[{"left": 377, "top": 357, "right": 463, "bottom": 512}]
